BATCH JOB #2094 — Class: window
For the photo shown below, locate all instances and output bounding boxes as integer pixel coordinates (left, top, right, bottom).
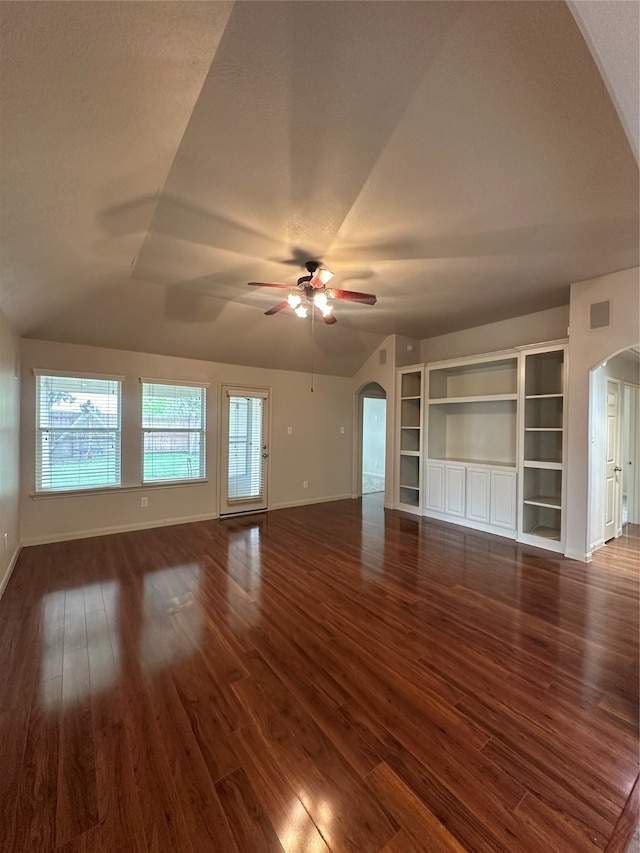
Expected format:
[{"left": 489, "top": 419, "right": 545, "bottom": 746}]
[
  {"left": 35, "top": 372, "right": 122, "bottom": 492},
  {"left": 141, "top": 380, "right": 206, "bottom": 483},
  {"left": 228, "top": 394, "right": 264, "bottom": 500}
]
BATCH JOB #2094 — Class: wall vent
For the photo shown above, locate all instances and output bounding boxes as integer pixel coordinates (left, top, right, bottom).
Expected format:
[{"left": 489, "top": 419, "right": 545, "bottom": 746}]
[
  {"left": 379, "top": 348, "right": 387, "bottom": 366},
  {"left": 590, "top": 300, "right": 610, "bottom": 329}
]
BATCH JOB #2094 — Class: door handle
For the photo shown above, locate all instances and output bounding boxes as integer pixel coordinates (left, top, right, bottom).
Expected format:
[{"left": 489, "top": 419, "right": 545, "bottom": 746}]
[
  {"left": 262, "top": 453, "right": 269, "bottom": 459},
  {"left": 614, "top": 466, "right": 622, "bottom": 472}
]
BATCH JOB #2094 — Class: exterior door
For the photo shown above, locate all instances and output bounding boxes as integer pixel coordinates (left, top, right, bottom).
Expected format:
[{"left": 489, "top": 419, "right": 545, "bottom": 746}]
[
  {"left": 605, "top": 379, "right": 621, "bottom": 541},
  {"left": 220, "top": 386, "right": 270, "bottom": 516}
]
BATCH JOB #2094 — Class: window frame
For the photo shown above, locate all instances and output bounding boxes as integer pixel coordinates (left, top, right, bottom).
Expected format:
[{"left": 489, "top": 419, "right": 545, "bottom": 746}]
[
  {"left": 34, "top": 370, "right": 124, "bottom": 494},
  {"left": 140, "top": 378, "right": 208, "bottom": 485}
]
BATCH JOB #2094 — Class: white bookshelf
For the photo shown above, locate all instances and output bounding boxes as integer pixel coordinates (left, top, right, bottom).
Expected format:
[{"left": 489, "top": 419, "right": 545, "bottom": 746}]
[
  {"left": 396, "top": 367, "right": 424, "bottom": 513},
  {"left": 519, "top": 346, "right": 567, "bottom": 550},
  {"left": 394, "top": 343, "right": 568, "bottom": 553},
  {"left": 427, "top": 355, "right": 518, "bottom": 468}
]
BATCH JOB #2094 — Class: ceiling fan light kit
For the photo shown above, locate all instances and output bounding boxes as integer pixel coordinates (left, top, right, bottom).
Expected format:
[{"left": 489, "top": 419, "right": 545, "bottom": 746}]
[{"left": 248, "top": 260, "right": 377, "bottom": 324}]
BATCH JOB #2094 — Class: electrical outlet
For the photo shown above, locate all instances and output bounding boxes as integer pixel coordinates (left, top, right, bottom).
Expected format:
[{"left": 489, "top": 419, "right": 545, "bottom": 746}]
[
  {"left": 340, "top": 426, "right": 345, "bottom": 434},
  {"left": 140, "top": 497, "right": 148, "bottom": 507},
  {"left": 287, "top": 426, "right": 293, "bottom": 435},
  {"left": 3, "top": 533, "right": 7, "bottom": 551},
  {"left": 303, "top": 480, "right": 308, "bottom": 489}
]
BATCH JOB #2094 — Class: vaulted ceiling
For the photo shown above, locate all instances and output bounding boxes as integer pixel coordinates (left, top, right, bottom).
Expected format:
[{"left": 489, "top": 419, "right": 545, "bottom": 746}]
[{"left": 1, "top": 1, "right": 637, "bottom": 376}]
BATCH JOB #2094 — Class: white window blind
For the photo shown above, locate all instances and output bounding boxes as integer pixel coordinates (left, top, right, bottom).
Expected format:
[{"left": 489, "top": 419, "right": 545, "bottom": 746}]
[
  {"left": 36, "top": 374, "right": 122, "bottom": 492},
  {"left": 228, "top": 395, "right": 264, "bottom": 500},
  {"left": 142, "top": 382, "right": 206, "bottom": 483}
]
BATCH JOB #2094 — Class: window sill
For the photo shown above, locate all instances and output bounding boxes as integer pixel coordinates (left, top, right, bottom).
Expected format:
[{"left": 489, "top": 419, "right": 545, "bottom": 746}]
[{"left": 30, "top": 480, "right": 208, "bottom": 499}]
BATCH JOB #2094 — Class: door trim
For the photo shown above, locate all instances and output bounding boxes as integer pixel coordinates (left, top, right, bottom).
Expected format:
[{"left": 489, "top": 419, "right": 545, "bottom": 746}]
[{"left": 219, "top": 384, "right": 271, "bottom": 517}]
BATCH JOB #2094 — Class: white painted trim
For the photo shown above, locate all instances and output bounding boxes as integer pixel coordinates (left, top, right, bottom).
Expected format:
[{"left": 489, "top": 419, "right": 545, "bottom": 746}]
[
  {"left": 564, "top": 548, "right": 593, "bottom": 563},
  {"left": 589, "top": 537, "right": 606, "bottom": 552},
  {"left": 270, "top": 493, "right": 352, "bottom": 511},
  {"left": 139, "top": 377, "right": 210, "bottom": 388},
  {"left": 423, "top": 509, "right": 517, "bottom": 539},
  {"left": 32, "top": 368, "right": 125, "bottom": 381},
  {"left": 21, "top": 512, "right": 219, "bottom": 547},
  {"left": 31, "top": 480, "right": 209, "bottom": 499},
  {"left": 384, "top": 502, "right": 394, "bottom": 510},
  {"left": 0, "top": 544, "right": 23, "bottom": 600}
]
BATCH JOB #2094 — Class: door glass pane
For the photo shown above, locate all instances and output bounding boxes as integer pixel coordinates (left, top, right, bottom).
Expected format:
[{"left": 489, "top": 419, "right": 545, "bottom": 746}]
[{"left": 228, "top": 396, "right": 264, "bottom": 501}]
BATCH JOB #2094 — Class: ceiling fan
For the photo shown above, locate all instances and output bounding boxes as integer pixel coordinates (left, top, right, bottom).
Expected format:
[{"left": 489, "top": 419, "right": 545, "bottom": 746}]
[{"left": 248, "top": 261, "right": 377, "bottom": 324}]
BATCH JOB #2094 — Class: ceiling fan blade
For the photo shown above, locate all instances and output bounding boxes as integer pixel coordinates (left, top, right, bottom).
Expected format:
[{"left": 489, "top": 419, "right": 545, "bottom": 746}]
[
  {"left": 309, "top": 268, "right": 334, "bottom": 288},
  {"left": 329, "top": 288, "right": 377, "bottom": 305},
  {"left": 316, "top": 306, "right": 337, "bottom": 324},
  {"left": 248, "top": 281, "right": 293, "bottom": 289},
  {"left": 265, "top": 301, "right": 289, "bottom": 315}
]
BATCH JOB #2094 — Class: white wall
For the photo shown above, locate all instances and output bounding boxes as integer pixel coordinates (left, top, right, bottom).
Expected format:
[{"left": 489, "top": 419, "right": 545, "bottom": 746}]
[
  {"left": 565, "top": 266, "right": 640, "bottom": 560},
  {"left": 0, "top": 309, "right": 21, "bottom": 596},
  {"left": 420, "top": 306, "right": 569, "bottom": 363},
  {"left": 362, "top": 398, "right": 386, "bottom": 481},
  {"left": 20, "top": 339, "right": 354, "bottom": 543}
]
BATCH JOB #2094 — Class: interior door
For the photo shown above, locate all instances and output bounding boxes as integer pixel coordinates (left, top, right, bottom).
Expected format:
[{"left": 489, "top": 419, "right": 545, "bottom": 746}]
[
  {"left": 604, "top": 379, "right": 621, "bottom": 541},
  {"left": 220, "top": 386, "right": 270, "bottom": 516}
]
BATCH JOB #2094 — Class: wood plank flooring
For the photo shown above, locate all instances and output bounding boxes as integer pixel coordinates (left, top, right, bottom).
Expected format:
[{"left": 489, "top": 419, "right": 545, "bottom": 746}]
[{"left": 1, "top": 495, "right": 638, "bottom": 852}]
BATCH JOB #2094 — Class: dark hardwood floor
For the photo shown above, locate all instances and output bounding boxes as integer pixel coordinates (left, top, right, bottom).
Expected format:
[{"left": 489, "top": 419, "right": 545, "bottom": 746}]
[{"left": 1, "top": 495, "right": 638, "bottom": 852}]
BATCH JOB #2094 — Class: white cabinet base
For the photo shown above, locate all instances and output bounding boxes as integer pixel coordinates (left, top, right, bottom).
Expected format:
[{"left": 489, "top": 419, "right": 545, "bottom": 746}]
[{"left": 424, "top": 460, "right": 517, "bottom": 538}]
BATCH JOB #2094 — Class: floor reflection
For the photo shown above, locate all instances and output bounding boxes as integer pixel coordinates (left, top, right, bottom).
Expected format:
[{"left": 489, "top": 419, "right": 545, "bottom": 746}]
[
  {"left": 139, "top": 563, "right": 203, "bottom": 672},
  {"left": 39, "top": 563, "right": 203, "bottom": 708},
  {"left": 280, "top": 796, "right": 333, "bottom": 853}
]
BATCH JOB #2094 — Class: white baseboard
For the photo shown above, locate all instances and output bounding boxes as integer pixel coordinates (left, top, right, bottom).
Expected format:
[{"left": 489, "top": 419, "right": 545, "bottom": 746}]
[
  {"left": 21, "top": 512, "right": 220, "bottom": 547},
  {"left": 270, "top": 493, "right": 352, "bottom": 511},
  {"left": 563, "top": 548, "right": 592, "bottom": 563},
  {"left": 0, "top": 543, "right": 22, "bottom": 600}
]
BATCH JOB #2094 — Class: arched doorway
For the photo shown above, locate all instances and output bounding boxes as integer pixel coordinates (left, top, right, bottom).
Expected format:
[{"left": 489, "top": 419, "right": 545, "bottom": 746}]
[
  {"left": 588, "top": 346, "right": 640, "bottom": 551},
  {"left": 355, "top": 382, "right": 387, "bottom": 497}
]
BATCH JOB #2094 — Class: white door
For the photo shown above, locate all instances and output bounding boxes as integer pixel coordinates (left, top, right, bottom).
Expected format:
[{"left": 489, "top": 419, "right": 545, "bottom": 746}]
[
  {"left": 623, "top": 385, "right": 640, "bottom": 524},
  {"left": 220, "top": 386, "right": 270, "bottom": 516},
  {"left": 605, "top": 379, "right": 622, "bottom": 541}
]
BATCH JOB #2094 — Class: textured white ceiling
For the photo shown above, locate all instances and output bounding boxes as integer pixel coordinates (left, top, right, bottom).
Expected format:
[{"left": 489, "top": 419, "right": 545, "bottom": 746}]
[{"left": 1, "top": 1, "right": 637, "bottom": 376}]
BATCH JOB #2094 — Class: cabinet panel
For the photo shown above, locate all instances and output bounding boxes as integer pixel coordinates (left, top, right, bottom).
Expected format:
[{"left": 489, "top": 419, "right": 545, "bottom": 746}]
[
  {"left": 466, "top": 468, "right": 491, "bottom": 523},
  {"left": 445, "top": 465, "right": 465, "bottom": 517},
  {"left": 425, "top": 462, "right": 445, "bottom": 512},
  {"left": 491, "top": 471, "right": 517, "bottom": 529}
]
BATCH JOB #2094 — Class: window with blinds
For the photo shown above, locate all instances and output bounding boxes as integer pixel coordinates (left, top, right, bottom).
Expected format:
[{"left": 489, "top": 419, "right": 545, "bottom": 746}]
[
  {"left": 35, "top": 374, "right": 122, "bottom": 492},
  {"left": 142, "top": 381, "right": 206, "bottom": 483},
  {"left": 228, "top": 395, "right": 264, "bottom": 500},
  {"left": 228, "top": 396, "right": 264, "bottom": 500}
]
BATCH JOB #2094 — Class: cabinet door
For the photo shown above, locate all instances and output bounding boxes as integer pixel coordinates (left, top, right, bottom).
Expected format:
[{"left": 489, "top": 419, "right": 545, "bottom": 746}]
[
  {"left": 425, "top": 462, "right": 445, "bottom": 512},
  {"left": 466, "top": 467, "right": 490, "bottom": 523},
  {"left": 491, "top": 470, "right": 516, "bottom": 529},
  {"left": 445, "top": 464, "right": 466, "bottom": 517}
]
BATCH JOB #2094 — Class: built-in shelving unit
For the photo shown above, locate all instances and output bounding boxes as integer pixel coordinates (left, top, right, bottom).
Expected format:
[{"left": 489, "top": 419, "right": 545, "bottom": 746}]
[
  {"left": 423, "top": 355, "right": 519, "bottom": 537},
  {"left": 397, "top": 367, "right": 424, "bottom": 513},
  {"left": 519, "top": 347, "right": 566, "bottom": 550},
  {"left": 427, "top": 356, "right": 518, "bottom": 467},
  {"left": 394, "top": 342, "right": 568, "bottom": 553}
]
